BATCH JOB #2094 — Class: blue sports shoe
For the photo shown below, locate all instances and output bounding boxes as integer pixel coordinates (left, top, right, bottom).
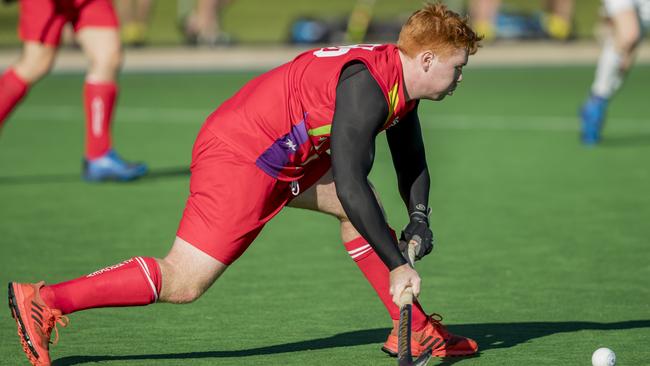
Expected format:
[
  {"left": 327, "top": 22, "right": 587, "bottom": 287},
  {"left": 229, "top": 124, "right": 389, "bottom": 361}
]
[
  {"left": 83, "top": 149, "right": 148, "bottom": 182},
  {"left": 580, "top": 95, "right": 608, "bottom": 145}
]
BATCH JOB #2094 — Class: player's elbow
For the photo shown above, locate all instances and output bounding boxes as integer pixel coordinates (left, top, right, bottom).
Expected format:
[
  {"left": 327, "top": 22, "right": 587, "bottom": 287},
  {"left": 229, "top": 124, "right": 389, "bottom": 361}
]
[
  {"left": 333, "top": 178, "right": 364, "bottom": 219},
  {"left": 332, "top": 159, "right": 368, "bottom": 215},
  {"left": 332, "top": 169, "right": 353, "bottom": 206}
]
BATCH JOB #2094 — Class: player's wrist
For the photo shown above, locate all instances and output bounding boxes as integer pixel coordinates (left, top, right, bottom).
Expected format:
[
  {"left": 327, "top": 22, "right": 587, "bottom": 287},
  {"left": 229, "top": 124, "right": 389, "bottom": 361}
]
[
  {"left": 387, "top": 255, "right": 409, "bottom": 271},
  {"left": 408, "top": 203, "right": 431, "bottom": 224},
  {"left": 389, "top": 260, "right": 412, "bottom": 273}
]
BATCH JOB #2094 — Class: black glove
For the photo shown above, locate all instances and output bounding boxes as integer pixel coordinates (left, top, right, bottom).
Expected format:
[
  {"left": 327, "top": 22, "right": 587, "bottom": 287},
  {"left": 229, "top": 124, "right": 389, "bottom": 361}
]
[{"left": 398, "top": 209, "right": 434, "bottom": 262}]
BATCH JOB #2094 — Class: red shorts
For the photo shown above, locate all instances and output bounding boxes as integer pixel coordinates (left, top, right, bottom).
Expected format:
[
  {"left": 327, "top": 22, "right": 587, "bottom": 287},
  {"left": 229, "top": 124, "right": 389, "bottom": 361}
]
[
  {"left": 19, "top": 0, "right": 118, "bottom": 46},
  {"left": 177, "top": 126, "right": 331, "bottom": 265}
]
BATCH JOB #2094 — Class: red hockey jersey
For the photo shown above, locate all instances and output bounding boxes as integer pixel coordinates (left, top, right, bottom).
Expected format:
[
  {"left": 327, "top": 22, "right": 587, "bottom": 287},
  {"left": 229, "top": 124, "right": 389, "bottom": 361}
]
[{"left": 204, "top": 44, "right": 417, "bottom": 181}]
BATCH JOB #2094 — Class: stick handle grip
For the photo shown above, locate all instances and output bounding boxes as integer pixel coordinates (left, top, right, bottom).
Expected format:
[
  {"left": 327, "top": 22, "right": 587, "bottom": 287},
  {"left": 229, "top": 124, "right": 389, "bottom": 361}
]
[
  {"left": 406, "top": 242, "right": 417, "bottom": 267},
  {"left": 398, "top": 287, "right": 414, "bottom": 307},
  {"left": 397, "top": 241, "right": 418, "bottom": 307}
]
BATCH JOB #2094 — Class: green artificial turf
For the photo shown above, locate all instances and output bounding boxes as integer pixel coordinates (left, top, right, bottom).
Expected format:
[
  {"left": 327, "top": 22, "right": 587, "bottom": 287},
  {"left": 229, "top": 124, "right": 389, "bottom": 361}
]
[{"left": 1, "top": 65, "right": 649, "bottom": 365}]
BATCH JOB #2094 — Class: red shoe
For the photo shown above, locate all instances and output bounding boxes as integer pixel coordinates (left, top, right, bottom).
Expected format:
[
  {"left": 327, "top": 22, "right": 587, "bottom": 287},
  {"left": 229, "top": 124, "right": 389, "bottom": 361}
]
[
  {"left": 381, "top": 313, "right": 478, "bottom": 357},
  {"left": 8, "top": 282, "right": 69, "bottom": 366}
]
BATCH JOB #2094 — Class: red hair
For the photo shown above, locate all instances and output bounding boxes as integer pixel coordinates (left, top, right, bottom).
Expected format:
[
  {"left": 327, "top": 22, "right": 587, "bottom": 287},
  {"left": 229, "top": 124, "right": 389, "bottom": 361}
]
[{"left": 398, "top": 2, "right": 482, "bottom": 58}]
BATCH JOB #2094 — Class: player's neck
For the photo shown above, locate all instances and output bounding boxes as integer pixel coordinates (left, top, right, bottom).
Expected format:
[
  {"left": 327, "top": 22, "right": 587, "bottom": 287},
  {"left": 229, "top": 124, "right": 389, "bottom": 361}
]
[{"left": 398, "top": 50, "right": 418, "bottom": 102}]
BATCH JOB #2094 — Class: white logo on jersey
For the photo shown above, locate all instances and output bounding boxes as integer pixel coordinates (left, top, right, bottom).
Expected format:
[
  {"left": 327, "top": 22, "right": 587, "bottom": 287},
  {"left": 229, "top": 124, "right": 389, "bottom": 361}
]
[
  {"left": 285, "top": 138, "right": 297, "bottom": 151},
  {"left": 388, "top": 117, "right": 400, "bottom": 128}
]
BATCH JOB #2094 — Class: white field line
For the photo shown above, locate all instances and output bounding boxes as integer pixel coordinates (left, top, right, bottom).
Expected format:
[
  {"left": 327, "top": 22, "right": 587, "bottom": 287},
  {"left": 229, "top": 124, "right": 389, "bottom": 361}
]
[
  {"left": 12, "top": 105, "right": 650, "bottom": 132},
  {"left": 422, "top": 115, "right": 650, "bottom": 132},
  {"left": 14, "top": 105, "right": 209, "bottom": 124}
]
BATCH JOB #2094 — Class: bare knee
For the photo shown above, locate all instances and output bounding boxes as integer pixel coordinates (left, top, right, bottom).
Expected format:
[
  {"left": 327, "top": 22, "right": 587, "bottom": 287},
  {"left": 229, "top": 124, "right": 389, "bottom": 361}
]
[
  {"left": 13, "top": 43, "right": 57, "bottom": 83},
  {"left": 617, "top": 30, "right": 642, "bottom": 54},
  {"left": 77, "top": 28, "right": 122, "bottom": 81},
  {"left": 158, "top": 257, "right": 206, "bottom": 303},
  {"left": 612, "top": 13, "right": 643, "bottom": 54},
  {"left": 86, "top": 48, "right": 122, "bottom": 81},
  {"left": 158, "top": 237, "right": 228, "bottom": 304}
]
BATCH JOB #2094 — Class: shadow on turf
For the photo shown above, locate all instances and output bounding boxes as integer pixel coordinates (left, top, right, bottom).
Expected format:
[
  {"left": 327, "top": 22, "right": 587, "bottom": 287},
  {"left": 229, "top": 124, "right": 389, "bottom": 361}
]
[
  {"left": 51, "top": 320, "right": 650, "bottom": 365},
  {"left": 0, "top": 166, "right": 189, "bottom": 185},
  {"left": 600, "top": 133, "right": 650, "bottom": 147}
]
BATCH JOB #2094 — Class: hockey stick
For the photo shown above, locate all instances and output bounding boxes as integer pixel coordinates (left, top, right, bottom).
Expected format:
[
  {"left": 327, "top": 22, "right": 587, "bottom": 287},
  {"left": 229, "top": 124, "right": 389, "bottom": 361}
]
[{"left": 397, "top": 239, "right": 432, "bottom": 366}]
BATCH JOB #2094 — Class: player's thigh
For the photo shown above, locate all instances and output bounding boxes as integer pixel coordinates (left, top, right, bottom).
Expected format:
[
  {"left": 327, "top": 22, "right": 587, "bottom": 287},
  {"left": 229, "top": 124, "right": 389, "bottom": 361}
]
[
  {"left": 288, "top": 169, "right": 344, "bottom": 217},
  {"left": 288, "top": 169, "right": 386, "bottom": 219},
  {"left": 76, "top": 28, "right": 122, "bottom": 70},
  {"left": 74, "top": 0, "right": 121, "bottom": 67},
  {"left": 177, "top": 129, "right": 289, "bottom": 266},
  {"left": 13, "top": 42, "right": 57, "bottom": 83}
]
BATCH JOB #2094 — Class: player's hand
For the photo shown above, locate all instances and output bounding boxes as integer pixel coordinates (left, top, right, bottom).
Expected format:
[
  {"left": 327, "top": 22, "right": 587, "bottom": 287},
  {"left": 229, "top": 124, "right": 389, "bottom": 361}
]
[
  {"left": 389, "top": 263, "right": 421, "bottom": 306},
  {"left": 399, "top": 211, "right": 434, "bottom": 261}
]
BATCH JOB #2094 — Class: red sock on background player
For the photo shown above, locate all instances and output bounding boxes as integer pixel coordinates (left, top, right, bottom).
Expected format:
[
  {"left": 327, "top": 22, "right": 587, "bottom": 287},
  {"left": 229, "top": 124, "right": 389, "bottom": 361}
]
[
  {"left": 83, "top": 81, "right": 117, "bottom": 159},
  {"left": 0, "top": 68, "right": 29, "bottom": 129},
  {"left": 344, "top": 229, "right": 429, "bottom": 331}
]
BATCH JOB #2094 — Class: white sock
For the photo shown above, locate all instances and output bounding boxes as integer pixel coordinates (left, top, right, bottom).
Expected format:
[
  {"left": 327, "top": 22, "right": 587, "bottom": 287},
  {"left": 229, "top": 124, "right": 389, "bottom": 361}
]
[{"left": 591, "top": 36, "right": 624, "bottom": 99}]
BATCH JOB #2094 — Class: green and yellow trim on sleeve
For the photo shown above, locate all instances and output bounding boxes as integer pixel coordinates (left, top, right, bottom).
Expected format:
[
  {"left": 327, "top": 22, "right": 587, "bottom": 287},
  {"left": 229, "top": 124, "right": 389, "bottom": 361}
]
[
  {"left": 383, "top": 83, "right": 399, "bottom": 128},
  {"left": 307, "top": 124, "right": 332, "bottom": 137}
]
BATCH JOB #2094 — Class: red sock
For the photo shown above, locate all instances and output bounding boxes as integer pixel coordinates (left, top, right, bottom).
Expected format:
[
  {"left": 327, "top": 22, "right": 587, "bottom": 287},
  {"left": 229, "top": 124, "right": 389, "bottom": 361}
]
[
  {"left": 39, "top": 257, "right": 161, "bottom": 315},
  {"left": 344, "top": 231, "right": 429, "bottom": 331},
  {"left": 83, "top": 81, "right": 116, "bottom": 159},
  {"left": 0, "top": 68, "right": 29, "bottom": 128}
]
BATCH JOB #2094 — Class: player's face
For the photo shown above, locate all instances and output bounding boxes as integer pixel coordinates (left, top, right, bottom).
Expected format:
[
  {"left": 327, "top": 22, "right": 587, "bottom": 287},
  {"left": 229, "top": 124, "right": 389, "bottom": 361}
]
[{"left": 421, "top": 48, "right": 468, "bottom": 101}]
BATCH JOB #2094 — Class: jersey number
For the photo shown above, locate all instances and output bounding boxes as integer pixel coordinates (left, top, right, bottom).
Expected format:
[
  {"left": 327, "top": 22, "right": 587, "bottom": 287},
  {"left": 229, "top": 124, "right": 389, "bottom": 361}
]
[{"left": 313, "top": 44, "right": 380, "bottom": 58}]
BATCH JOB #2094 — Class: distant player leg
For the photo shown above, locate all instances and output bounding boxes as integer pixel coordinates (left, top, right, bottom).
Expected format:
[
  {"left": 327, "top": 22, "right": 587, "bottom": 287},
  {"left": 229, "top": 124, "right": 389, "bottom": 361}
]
[
  {"left": 76, "top": 28, "right": 120, "bottom": 159},
  {"left": 592, "top": 10, "right": 641, "bottom": 99},
  {"left": 0, "top": 42, "right": 57, "bottom": 130},
  {"left": 544, "top": 0, "right": 574, "bottom": 40},
  {"left": 581, "top": 4, "right": 643, "bottom": 144},
  {"left": 469, "top": 0, "right": 500, "bottom": 42},
  {"left": 75, "top": 26, "right": 147, "bottom": 181},
  {"left": 0, "top": 69, "right": 29, "bottom": 130},
  {"left": 1, "top": 0, "right": 65, "bottom": 131},
  {"left": 592, "top": 37, "right": 624, "bottom": 99}
]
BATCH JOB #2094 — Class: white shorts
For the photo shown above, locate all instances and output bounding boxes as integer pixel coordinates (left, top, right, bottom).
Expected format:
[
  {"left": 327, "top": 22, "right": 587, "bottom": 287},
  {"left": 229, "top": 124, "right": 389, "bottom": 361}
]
[{"left": 603, "top": 0, "right": 650, "bottom": 25}]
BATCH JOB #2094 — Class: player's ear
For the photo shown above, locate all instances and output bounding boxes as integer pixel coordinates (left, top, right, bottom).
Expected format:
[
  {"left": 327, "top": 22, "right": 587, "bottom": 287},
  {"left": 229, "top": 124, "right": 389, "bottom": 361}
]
[{"left": 420, "top": 50, "right": 434, "bottom": 72}]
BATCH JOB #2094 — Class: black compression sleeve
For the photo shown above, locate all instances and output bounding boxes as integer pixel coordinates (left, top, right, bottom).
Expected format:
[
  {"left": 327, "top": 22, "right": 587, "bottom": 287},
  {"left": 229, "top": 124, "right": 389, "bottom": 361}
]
[
  {"left": 386, "top": 106, "right": 431, "bottom": 216},
  {"left": 331, "top": 62, "right": 408, "bottom": 270}
]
